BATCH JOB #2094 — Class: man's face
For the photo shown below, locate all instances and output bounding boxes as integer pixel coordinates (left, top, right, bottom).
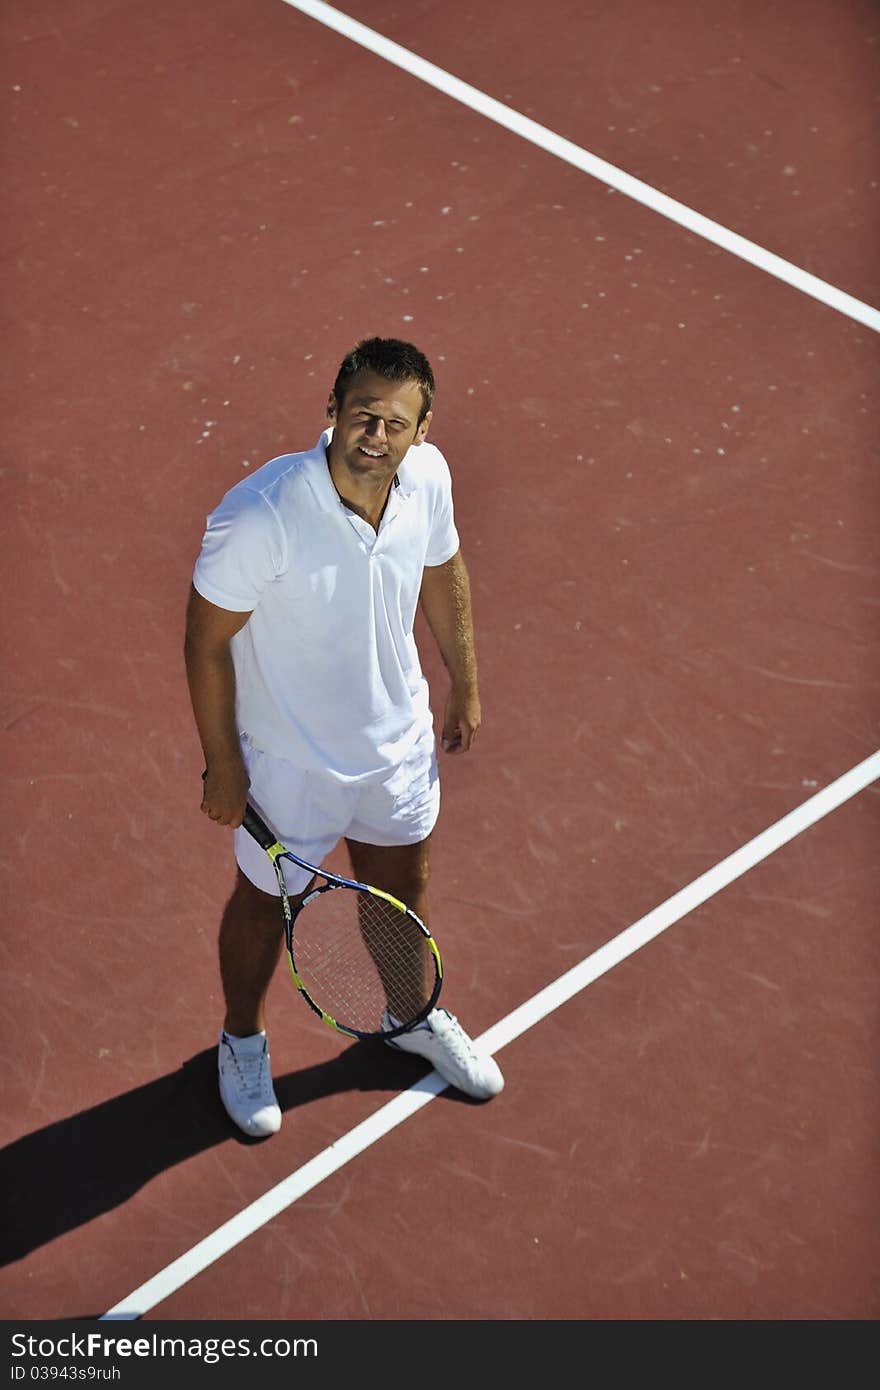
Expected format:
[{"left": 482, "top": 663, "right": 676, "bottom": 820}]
[{"left": 327, "top": 370, "right": 432, "bottom": 484}]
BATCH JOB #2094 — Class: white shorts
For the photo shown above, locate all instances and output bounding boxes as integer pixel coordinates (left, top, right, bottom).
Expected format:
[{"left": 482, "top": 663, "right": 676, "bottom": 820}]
[{"left": 233, "top": 728, "right": 441, "bottom": 896}]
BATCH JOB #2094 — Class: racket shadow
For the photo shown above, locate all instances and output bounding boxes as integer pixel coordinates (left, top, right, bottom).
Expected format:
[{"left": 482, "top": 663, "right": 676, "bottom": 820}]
[{"left": 0, "top": 1039, "right": 449, "bottom": 1268}]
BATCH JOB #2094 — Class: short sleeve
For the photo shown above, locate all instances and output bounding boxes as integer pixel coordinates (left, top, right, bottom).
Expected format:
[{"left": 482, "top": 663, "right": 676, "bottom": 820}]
[
  {"left": 192, "top": 485, "right": 287, "bottom": 612},
  {"left": 423, "top": 452, "right": 460, "bottom": 567}
]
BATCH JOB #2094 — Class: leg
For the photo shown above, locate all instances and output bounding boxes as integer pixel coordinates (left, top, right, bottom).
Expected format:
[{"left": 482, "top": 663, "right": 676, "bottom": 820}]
[
  {"left": 345, "top": 837, "right": 504, "bottom": 1100},
  {"left": 217, "top": 867, "right": 301, "bottom": 1138},
  {"left": 344, "top": 836, "right": 432, "bottom": 926},
  {"left": 218, "top": 866, "right": 286, "bottom": 1036},
  {"left": 345, "top": 837, "right": 433, "bottom": 1024}
]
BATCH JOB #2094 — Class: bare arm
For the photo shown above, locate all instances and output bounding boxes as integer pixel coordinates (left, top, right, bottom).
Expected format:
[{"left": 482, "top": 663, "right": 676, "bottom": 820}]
[
  {"left": 184, "top": 585, "right": 252, "bottom": 825},
  {"left": 419, "top": 549, "right": 481, "bottom": 754}
]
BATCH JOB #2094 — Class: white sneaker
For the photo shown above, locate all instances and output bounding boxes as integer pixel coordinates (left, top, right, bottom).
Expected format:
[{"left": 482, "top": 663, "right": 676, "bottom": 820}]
[
  {"left": 385, "top": 1008, "right": 504, "bottom": 1100},
  {"left": 218, "top": 1030, "right": 282, "bottom": 1137}
]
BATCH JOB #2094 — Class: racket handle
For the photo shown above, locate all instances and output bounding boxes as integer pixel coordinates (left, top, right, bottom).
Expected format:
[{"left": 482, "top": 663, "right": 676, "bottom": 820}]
[
  {"left": 201, "top": 770, "right": 274, "bottom": 849},
  {"left": 240, "top": 803, "right": 277, "bottom": 850}
]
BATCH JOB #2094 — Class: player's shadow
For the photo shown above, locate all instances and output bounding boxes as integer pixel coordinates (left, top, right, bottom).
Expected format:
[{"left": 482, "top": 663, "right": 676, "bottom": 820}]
[{"left": 0, "top": 1042, "right": 454, "bottom": 1266}]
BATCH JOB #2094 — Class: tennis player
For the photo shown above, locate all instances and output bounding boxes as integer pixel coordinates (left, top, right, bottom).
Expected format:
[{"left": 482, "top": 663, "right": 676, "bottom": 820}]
[{"left": 185, "top": 338, "right": 504, "bottom": 1136}]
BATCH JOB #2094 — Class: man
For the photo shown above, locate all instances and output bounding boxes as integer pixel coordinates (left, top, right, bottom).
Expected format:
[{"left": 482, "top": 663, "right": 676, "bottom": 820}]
[{"left": 185, "top": 337, "right": 504, "bottom": 1137}]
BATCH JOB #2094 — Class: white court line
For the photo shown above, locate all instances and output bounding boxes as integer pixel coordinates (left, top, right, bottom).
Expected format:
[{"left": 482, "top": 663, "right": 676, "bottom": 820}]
[
  {"left": 100, "top": 10, "right": 878, "bottom": 1319},
  {"left": 279, "top": 0, "right": 880, "bottom": 333},
  {"left": 101, "top": 749, "right": 880, "bottom": 1319}
]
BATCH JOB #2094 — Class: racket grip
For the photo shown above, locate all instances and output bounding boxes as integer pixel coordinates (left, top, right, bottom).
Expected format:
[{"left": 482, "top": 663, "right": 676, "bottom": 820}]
[
  {"left": 201, "top": 771, "right": 272, "bottom": 848},
  {"left": 240, "top": 803, "right": 278, "bottom": 850}
]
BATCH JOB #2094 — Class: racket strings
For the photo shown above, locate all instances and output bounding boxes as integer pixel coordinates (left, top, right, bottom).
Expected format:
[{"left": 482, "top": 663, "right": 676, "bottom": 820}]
[{"left": 291, "top": 887, "right": 436, "bottom": 1035}]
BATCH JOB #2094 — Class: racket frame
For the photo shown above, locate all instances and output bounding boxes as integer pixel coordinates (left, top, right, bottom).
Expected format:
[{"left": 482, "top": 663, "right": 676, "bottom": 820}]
[{"left": 242, "top": 803, "right": 442, "bottom": 1041}]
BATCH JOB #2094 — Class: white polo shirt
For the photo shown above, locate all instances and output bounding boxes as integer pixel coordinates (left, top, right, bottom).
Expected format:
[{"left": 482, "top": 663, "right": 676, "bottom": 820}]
[{"left": 192, "top": 429, "right": 460, "bottom": 781}]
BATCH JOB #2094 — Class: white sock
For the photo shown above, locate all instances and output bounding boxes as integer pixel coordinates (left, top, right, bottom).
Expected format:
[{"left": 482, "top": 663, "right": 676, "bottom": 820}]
[{"left": 220, "top": 1029, "right": 267, "bottom": 1048}]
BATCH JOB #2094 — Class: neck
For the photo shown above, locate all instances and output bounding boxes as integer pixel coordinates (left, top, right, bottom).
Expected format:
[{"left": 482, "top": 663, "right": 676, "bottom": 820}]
[{"left": 325, "top": 449, "right": 394, "bottom": 531}]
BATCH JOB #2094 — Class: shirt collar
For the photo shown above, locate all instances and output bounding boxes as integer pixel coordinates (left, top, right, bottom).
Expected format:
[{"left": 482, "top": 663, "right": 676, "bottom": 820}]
[{"left": 304, "top": 429, "right": 343, "bottom": 514}]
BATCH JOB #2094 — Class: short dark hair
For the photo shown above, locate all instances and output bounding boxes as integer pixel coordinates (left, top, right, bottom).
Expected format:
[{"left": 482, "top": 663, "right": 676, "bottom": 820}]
[{"left": 332, "top": 337, "right": 435, "bottom": 423}]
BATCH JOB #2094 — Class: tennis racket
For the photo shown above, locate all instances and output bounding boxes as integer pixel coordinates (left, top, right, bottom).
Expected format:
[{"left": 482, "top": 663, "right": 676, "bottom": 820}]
[{"left": 241, "top": 803, "right": 443, "bottom": 1042}]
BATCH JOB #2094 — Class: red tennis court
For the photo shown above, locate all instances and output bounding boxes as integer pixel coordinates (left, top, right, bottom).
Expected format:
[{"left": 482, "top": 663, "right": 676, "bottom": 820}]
[{"left": 2, "top": 0, "right": 878, "bottom": 1331}]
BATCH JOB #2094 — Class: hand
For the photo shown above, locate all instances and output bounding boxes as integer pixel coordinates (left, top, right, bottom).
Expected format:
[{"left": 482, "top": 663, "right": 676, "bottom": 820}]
[
  {"left": 201, "top": 759, "right": 250, "bottom": 827},
  {"left": 441, "top": 684, "right": 481, "bottom": 754}
]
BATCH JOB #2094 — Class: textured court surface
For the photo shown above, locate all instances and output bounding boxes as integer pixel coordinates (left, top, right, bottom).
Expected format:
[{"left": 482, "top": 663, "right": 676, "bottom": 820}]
[{"left": 2, "top": 0, "right": 878, "bottom": 1321}]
